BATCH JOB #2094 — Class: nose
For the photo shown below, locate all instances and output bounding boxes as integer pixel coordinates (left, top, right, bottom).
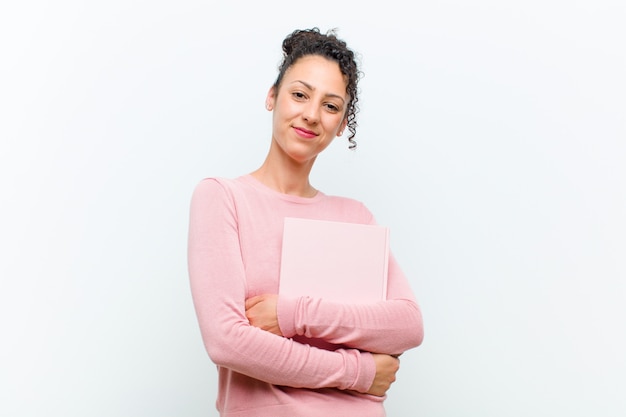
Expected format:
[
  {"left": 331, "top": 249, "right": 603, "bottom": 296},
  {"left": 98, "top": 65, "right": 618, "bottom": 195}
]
[{"left": 302, "top": 102, "right": 320, "bottom": 124}]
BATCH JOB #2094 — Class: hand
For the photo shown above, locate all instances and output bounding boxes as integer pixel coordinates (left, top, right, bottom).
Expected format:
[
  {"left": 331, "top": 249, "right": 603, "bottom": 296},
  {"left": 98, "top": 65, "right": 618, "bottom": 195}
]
[
  {"left": 245, "top": 294, "right": 283, "bottom": 336},
  {"left": 366, "top": 353, "right": 400, "bottom": 397}
]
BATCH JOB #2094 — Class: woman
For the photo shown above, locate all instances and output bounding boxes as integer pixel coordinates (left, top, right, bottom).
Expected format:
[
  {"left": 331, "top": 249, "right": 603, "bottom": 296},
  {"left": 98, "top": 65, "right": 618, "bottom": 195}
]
[{"left": 188, "top": 27, "right": 424, "bottom": 417}]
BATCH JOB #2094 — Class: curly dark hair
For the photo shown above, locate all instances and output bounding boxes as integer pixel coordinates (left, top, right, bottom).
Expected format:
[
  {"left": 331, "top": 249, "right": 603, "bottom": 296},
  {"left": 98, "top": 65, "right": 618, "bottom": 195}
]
[{"left": 273, "top": 27, "right": 361, "bottom": 149}]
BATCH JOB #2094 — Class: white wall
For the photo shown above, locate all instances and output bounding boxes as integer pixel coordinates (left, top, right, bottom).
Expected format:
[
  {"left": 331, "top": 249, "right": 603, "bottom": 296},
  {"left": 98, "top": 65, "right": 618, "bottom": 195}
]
[{"left": 1, "top": 1, "right": 624, "bottom": 416}]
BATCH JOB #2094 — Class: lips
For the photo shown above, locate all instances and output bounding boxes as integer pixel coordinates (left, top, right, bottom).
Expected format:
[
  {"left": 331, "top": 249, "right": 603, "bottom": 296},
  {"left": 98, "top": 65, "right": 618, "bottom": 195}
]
[{"left": 293, "top": 126, "right": 317, "bottom": 139}]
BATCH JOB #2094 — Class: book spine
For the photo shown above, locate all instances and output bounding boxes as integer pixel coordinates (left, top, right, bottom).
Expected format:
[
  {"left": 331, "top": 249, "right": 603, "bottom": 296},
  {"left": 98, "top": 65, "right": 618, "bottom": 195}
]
[{"left": 382, "top": 227, "right": 390, "bottom": 300}]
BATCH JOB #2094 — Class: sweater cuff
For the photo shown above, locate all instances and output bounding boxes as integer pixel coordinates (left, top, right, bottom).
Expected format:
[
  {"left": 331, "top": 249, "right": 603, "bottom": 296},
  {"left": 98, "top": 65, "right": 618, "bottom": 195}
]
[
  {"left": 276, "top": 295, "right": 298, "bottom": 338},
  {"left": 353, "top": 351, "right": 376, "bottom": 393}
]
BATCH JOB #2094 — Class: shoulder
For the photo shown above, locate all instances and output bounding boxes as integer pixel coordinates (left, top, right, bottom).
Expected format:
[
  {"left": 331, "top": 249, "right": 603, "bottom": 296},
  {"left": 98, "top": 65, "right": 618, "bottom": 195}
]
[
  {"left": 192, "top": 176, "right": 244, "bottom": 197},
  {"left": 190, "top": 177, "right": 239, "bottom": 207},
  {"left": 192, "top": 177, "right": 225, "bottom": 197},
  {"left": 320, "top": 193, "right": 377, "bottom": 225},
  {"left": 191, "top": 175, "right": 259, "bottom": 207}
]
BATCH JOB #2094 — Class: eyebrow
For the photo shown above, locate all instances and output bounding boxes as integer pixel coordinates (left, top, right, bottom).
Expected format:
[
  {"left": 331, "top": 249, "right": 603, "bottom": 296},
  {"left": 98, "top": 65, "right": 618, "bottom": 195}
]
[{"left": 291, "top": 80, "right": 346, "bottom": 103}]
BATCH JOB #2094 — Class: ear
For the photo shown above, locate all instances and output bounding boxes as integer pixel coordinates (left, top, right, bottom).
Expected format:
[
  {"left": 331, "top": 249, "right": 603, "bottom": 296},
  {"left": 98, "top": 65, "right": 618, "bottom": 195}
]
[
  {"left": 265, "top": 86, "right": 276, "bottom": 111},
  {"left": 337, "top": 117, "right": 348, "bottom": 136}
]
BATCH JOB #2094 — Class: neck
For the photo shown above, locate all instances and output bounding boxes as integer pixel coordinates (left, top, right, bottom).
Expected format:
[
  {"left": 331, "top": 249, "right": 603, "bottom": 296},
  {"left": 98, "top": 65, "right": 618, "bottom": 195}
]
[{"left": 251, "top": 156, "right": 317, "bottom": 198}]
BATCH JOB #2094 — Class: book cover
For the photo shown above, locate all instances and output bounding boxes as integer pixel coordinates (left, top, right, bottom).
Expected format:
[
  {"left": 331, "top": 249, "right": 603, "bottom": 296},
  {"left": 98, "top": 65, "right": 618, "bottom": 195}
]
[{"left": 279, "top": 217, "right": 389, "bottom": 303}]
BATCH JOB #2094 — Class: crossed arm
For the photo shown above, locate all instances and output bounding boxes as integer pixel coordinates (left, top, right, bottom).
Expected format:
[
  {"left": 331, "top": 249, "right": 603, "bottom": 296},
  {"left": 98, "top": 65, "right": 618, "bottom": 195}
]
[
  {"left": 245, "top": 294, "right": 420, "bottom": 396},
  {"left": 188, "top": 179, "right": 423, "bottom": 396}
]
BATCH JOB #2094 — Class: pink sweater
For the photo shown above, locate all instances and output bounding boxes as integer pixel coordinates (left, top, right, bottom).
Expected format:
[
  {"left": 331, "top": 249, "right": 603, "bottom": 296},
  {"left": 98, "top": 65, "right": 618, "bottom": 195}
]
[{"left": 188, "top": 175, "right": 424, "bottom": 417}]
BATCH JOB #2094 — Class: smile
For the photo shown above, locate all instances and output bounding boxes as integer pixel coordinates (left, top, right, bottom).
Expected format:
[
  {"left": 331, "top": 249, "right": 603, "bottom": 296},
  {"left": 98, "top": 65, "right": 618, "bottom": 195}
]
[{"left": 293, "top": 126, "right": 317, "bottom": 139}]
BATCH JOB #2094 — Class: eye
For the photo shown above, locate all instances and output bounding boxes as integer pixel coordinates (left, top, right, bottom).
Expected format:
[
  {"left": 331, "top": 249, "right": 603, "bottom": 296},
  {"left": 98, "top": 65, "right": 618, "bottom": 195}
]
[
  {"left": 292, "top": 91, "right": 307, "bottom": 100},
  {"left": 325, "top": 103, "right": 341, "bottom": 113}
]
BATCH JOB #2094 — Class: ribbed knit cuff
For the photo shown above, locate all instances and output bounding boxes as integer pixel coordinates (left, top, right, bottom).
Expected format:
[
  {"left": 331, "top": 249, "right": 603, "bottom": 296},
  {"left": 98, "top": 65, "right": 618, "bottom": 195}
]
[
  {"left": 341, "top": 349, "right": 376, "bottom": 393},
  {"left": 276, "top": 295, "right": 298, "bottom": 338}
]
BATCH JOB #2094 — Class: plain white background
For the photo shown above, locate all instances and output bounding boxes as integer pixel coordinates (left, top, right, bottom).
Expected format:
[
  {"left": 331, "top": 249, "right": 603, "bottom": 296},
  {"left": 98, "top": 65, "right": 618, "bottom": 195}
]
[{"left": 1, "top": 1, "right": 624, "bottom": 416}]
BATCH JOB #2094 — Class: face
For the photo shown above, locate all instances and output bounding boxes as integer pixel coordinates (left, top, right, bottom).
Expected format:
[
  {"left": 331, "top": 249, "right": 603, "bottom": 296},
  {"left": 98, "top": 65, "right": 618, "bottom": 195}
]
[{"left": 266, "top": 55, "right": 349, "bottom": 165}]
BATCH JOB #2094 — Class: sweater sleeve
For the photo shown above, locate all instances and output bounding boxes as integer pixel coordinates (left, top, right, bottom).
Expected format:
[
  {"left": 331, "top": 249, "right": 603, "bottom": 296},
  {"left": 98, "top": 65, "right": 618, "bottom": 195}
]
[
  {"left": 276, "top": 233, "right": 424, "bottom": 355},
  {"left": 187, "top": 179, "right": 375, "bottom": 392}
]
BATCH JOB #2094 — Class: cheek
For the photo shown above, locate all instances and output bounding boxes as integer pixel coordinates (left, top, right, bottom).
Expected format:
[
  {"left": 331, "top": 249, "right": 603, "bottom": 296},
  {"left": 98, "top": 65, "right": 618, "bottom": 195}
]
[
  {"left": 276, "top": 102, "right": 298, "bottom": 121},
  {"left": 329, "top": 117, "right": 345, "bottom": 133}
]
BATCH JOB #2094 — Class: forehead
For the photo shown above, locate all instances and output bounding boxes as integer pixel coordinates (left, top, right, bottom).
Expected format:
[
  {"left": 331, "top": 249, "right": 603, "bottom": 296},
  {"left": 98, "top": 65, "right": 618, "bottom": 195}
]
[{"left": 282, "top": 55, "right": 348, "bottom": 96}]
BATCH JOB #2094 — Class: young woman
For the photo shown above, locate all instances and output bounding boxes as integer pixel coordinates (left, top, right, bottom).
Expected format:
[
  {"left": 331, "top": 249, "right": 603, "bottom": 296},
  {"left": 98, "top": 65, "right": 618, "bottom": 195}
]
[{"left": 188, "top": 27, "right": 424, "bottom": 417}]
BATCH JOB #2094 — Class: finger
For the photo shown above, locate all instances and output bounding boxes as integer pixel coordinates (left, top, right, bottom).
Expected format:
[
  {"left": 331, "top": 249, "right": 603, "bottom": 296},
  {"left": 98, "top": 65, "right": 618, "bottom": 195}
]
[{"left": 245, "top": 295, "right": 263, "bottom": 311}]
